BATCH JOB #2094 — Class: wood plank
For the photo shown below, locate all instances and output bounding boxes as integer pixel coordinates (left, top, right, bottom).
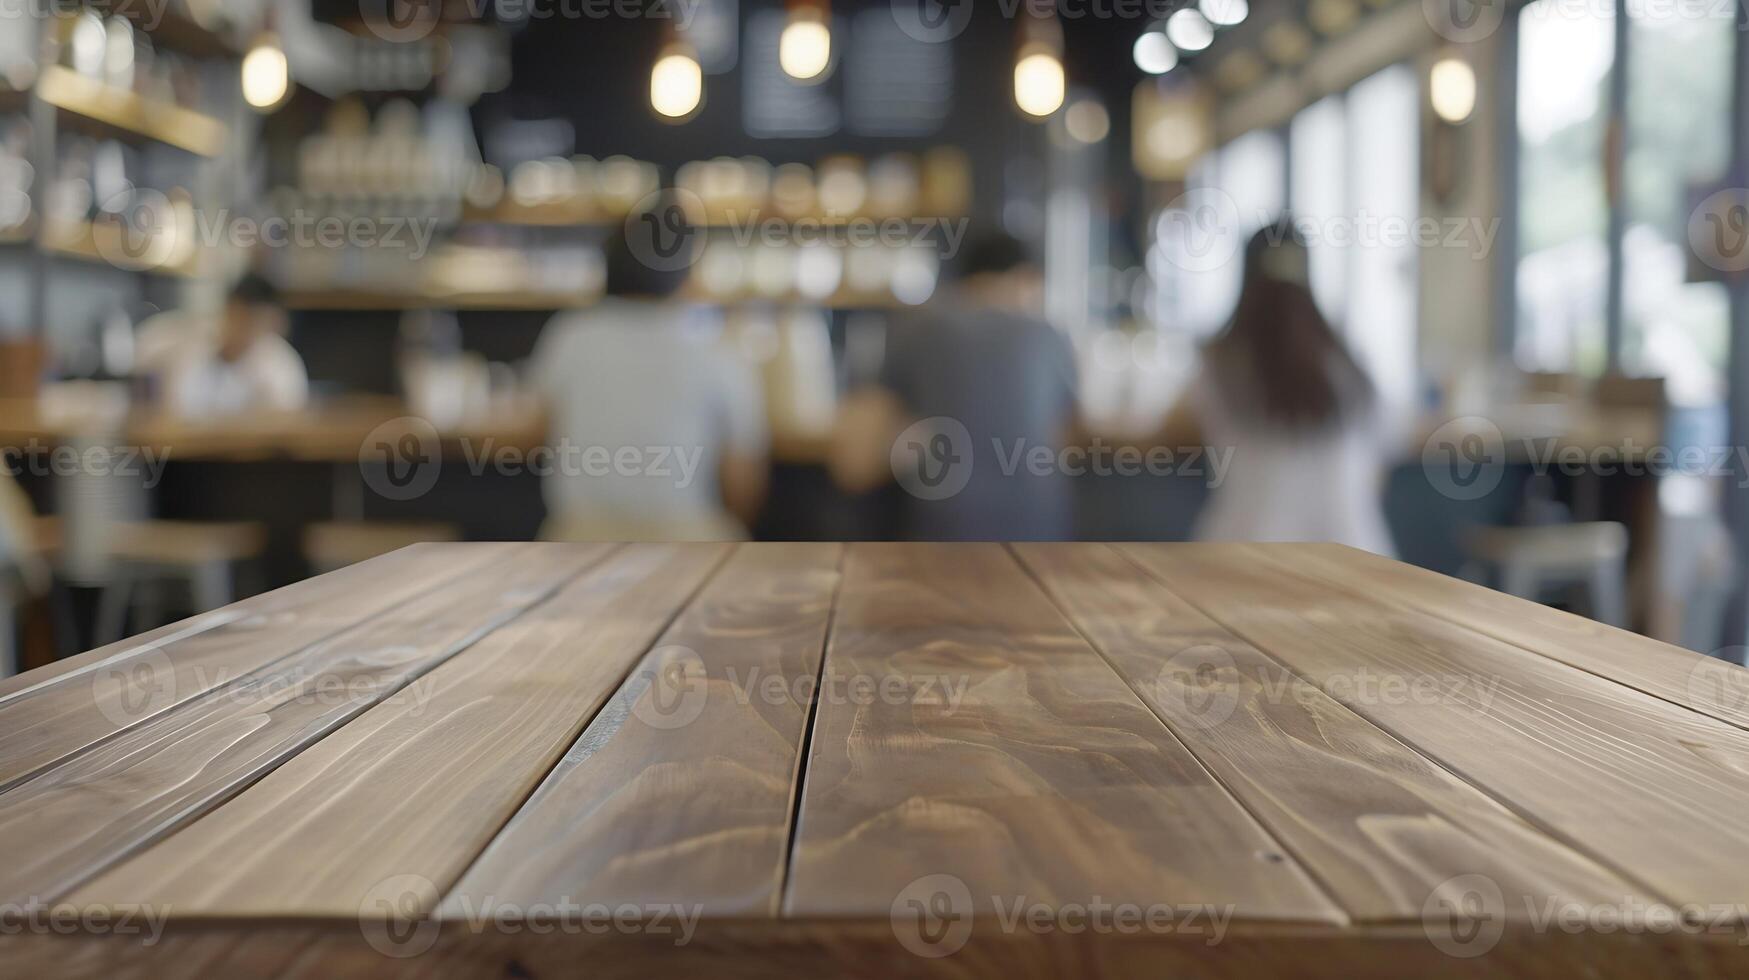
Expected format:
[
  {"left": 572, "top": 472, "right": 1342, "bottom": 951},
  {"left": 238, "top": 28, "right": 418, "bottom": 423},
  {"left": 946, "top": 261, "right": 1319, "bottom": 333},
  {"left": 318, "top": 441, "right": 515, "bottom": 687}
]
[
  {"left": 0, "top": 544, "right": 609, "bottom": 906},
  {"left": 784, "top": 542, "right": 1341, "bottom": 922},
  {"left": 441, "top": 543, "right": 840, "bottom": 919},
  {"left": 72, "top": 543, "right": 732, "bottom": 917},
  {"left": 1012, "top": 542, "right": 1643, "bottom": 922},
  {"left": 1119, "top": 543, "right": 1749, "bottom": 910},
  {"left": 1280, "top": 543, "right": 1749, "bottom": 731},
  {"left": 0, "top": 544, "right": 506, "bottom": 792},
  {"left": 6, "top": 919, "right": 1749, "bottom": 980}
]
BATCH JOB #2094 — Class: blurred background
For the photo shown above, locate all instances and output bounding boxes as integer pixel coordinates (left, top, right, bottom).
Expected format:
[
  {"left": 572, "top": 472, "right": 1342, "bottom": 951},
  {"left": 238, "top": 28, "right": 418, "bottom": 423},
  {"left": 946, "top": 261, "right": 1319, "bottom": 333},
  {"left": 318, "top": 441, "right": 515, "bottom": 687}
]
[{"left": 0, "top": 0, "right": 1746, "bottom": 672}]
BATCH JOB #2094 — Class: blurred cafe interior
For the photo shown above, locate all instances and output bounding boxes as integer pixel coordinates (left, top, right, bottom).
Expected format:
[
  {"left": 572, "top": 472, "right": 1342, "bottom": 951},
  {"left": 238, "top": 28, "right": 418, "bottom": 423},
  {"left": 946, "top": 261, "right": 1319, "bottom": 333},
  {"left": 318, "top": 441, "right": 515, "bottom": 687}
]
[{"left": 1, "top": 0, "right": 1747, "bottom": 671}]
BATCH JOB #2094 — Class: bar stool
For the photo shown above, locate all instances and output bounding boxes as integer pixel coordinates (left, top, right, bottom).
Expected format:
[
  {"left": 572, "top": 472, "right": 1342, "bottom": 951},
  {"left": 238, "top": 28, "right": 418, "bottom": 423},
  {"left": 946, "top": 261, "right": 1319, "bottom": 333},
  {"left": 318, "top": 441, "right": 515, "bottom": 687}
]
[
  {"left": 96, "top": 520, "right": 268, "bottom": 643},
  {"left": 301, "top": 521, "right": 459, "bottom": 575},
  {"left": 1461, "top": 522, "right": 1629, "bottom": 627}
]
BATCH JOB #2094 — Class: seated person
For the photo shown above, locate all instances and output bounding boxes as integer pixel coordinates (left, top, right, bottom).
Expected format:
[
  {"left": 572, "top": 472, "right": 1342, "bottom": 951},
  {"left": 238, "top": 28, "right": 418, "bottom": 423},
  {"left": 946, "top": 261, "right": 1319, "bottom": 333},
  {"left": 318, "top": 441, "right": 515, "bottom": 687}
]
[
  {"left": 158, "top": 273, "right": 309, "bottom": 417},
  {"left": 830, "top": 233, "right": 1079, "bottom": 541},
  {"left": 529, "top": 198, "right": 768, "bottom": 541},
  {"left": 0, "top": 471, "right": 47, "bottom": 599}
]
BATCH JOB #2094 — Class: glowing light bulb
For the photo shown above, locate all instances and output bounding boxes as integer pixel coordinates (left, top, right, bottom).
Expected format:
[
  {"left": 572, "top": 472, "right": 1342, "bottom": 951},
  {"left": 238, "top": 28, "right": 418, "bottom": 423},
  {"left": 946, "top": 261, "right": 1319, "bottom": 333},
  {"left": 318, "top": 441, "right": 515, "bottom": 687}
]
[
  {"left": 1429, "top": 57, "right": 1476, "bottom": 123},
  {"left": 1014, "top": 48, "right": 1065, "bottom": 118},
  {"left": 1165, "top": 8, "right": 1214, "bottom": 52},
  {"left": 241, "top": 38, "right": 290, "bottom": 111},
  {"left": 651, "top": 49, "right": 703, "bottom": 119},
  {"left": 1133, "top": 31, "right": 1178, "bottom": 74},
  {"left": 779, "top": 12, "right": 832, "bottom": 81},
  {"left": 1199, "top": 0, "right": 1248, "bottom": 27}
]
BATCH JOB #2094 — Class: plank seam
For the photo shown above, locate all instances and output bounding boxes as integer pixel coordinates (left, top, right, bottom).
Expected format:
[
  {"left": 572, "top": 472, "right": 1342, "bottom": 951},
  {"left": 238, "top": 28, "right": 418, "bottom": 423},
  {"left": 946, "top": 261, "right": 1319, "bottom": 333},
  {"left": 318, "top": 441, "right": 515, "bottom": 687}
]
[
  {"left": 1274, "top": 543, "right": 1749, "bottom": 735},
  {"left": 1006, "top": 543, "right": 1355, "bottom": 926},
  {"left": 774, "top": 543, "right": 848, "bottom": 918},
  {"left": 430, "top": 542, "right": 742, "bottom": 914},
  {"left": 0, "top": 545, "right": 525, "bottom": 799},
  {"left": 38, "top": 544, "right": 623, "bottom": 905},
  {"left": 1113, "top": 543, "right": 1683, "bottom": 911}
]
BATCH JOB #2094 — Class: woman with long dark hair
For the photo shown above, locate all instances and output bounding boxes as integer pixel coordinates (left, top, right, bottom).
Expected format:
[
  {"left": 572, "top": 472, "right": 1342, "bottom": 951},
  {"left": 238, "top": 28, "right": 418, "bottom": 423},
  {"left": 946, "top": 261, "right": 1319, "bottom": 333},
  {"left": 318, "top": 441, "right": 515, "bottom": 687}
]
[{"left": 1167, "top": 219, "right": 1396, "bottom": 554}]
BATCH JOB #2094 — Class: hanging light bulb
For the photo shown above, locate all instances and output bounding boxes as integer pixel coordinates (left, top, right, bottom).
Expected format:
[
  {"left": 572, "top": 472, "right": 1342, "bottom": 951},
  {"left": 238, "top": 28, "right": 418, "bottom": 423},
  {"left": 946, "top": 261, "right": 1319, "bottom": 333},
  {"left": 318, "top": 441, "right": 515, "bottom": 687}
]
[
  {"left": 241, "top": 35, "right": 290, "bottom": 111},
  {"left": 1429, "top": 56, "right": 1477, "bottom": 123},
  {"left": 1132, "top": 31, "right": 1178, "bottom": 74},
  {"left": 1165, "top": 8, "right": 1215, "bottom": 52},
  {"left": 779, "top": 6, "right": 832, "bottom": 81},
  {"left": 1199, "top": 0, "right": 1248, "bottom": 27},
  {"left": 1014, "top": 44, "right": 1065, "bottom": 118},
  {"left": 650, "top": 43, "right": 703, "bottom": 120}
]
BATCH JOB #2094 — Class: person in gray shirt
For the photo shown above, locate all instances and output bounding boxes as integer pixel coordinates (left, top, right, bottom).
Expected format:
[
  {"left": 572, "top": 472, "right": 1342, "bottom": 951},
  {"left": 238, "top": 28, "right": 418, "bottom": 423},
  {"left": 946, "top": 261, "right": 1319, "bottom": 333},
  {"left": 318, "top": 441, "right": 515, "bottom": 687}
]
[{"left": 831, "top": 234, "right": 1079, "bottom": 541}]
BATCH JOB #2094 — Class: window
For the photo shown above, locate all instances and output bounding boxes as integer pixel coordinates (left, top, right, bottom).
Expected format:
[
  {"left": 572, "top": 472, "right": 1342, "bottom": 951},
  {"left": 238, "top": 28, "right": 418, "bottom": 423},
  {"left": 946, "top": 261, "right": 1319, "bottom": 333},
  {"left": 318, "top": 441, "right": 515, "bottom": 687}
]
[
  {"left": 1290, "top": 95, "right": 1347, "bottom": 322},
  {"left": 1148, "top": 128, "right": 1283, "bottom": 338},
  {"left": 1620, "top": 5, "right": 1733, "bottom": 406},
  {"left": 1286, "top": 64, "right": 1420, "bottom": 410},
  {"left": 1346, "top": 64, "right": 1420, "bottom": 412},
  {"left": 1514, "top": 0, "right": 1616, "bottom": 374}
]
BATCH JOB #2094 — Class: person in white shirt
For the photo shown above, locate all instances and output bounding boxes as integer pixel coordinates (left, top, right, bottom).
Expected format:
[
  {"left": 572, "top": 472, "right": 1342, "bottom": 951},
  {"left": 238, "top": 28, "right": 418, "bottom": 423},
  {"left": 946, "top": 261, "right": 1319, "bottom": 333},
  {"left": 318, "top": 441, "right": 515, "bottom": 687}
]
[
  {"left": 530, "top": 197, "right": 768, "bottom": 542},
  {"left": 159, "top": 274, "right": 309, "bottom": 418},
  {"left": 1161, "top": 220, "right": 1396, "bottom": 556}
]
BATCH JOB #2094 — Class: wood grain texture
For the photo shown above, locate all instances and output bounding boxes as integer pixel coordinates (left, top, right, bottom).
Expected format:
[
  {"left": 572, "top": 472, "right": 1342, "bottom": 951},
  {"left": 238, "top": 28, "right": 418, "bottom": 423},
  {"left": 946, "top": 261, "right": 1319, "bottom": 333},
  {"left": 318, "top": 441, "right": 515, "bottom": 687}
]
[
  {"left": 444, "top": 542, "right": 841, "bottom": 918},
  {"left": 1120, "top": 543, "right": 1749, "bottom": 910},
  {"left": 0, "top": 544, "right": 503, "bottom": 791},
  {"left": 5, "top": 919, "right": 1748, "bottom": 980},
  {"left": 72, "top": 543, "right": 731, "bottom": 917},
  {"left": 784, "top": 542, "right": 1341, "bottom": 922},
  {"left": 1012, "top": 542, "right": 1643, "bottom": 922},
  {"left": 1278, "top": 543, "right": 1749, "bottom": 731},
  {"left": 0, "top": 544, "right": 608, "bottom": 906},
  {"left": 12, "top": 542, "right": 1749, "bottom": 973}
]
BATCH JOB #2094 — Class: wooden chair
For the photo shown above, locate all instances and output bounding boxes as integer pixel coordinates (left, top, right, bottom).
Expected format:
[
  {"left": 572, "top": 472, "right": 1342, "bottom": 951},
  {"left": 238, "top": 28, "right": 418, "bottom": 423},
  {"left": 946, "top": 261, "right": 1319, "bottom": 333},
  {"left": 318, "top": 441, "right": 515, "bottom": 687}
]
[
  {"left": 96, "top": 521, "right": 268, "bottom": 643},
  {"left": 301, "top": 521, "right": 460, "bottom": 575}
]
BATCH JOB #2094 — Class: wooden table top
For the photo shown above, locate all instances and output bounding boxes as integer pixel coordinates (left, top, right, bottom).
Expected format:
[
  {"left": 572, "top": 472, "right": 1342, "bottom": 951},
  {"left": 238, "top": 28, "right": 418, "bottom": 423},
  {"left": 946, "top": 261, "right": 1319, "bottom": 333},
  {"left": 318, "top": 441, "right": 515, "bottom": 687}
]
[{"left": 2, "top": 542, "right": 1746, "bottom": 977}]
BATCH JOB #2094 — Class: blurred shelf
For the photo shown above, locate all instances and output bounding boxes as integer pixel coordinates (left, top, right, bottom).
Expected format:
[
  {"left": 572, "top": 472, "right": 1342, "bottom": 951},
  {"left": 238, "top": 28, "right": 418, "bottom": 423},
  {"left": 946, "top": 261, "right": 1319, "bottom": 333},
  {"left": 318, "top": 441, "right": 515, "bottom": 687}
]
[
  {"left": 38, "top": 65, "right": 226, "bottom": 157},
  {"left": 462, "top": 202, "right": 617, "bottom": 227},
  {"left": 0, "top": 223, "right": 33, "bottom": 245},
  {"left": 282, "top": 288, "right": 601, "bottom": 311},
  {"left": 42, "top": 222, "right": 201, "bottom": 278},
  {"left": 122, "top": 8, "right": 245, "bottom": 58}
]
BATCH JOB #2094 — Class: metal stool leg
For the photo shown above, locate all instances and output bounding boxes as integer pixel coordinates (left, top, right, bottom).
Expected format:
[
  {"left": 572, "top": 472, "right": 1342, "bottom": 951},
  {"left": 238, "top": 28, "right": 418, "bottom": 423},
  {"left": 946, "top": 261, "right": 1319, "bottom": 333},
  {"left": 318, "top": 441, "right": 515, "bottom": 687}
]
[
  {"left": 191, "top": 560, "right": 233, "bottom": 613},
  {"left": 1587, "top": 560, "right": 1627, "bottom": 628},
  {"left": 1498, "top": 563, "right": 1539, "bottom": 602},
  {"left": 136, "top": 577, "right": 167, "bottom": 633},
  {"left": 0, "top": 578, "right": 16, "bottom": 679},
  {"left": 96, "top": 568, "right": 135, "bottom": 644}
]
